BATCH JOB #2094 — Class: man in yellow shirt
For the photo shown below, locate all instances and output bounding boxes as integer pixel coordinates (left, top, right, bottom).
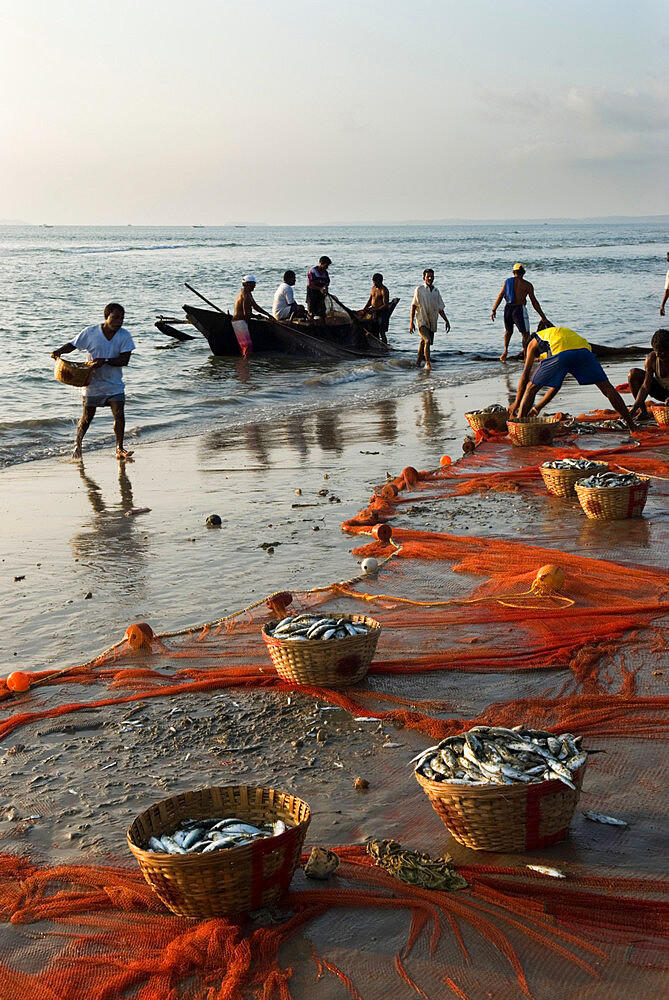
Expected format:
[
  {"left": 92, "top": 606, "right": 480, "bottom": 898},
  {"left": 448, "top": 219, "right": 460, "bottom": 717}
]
[{"left": 510, "top": 322, "right": 636, "bottom": 429}]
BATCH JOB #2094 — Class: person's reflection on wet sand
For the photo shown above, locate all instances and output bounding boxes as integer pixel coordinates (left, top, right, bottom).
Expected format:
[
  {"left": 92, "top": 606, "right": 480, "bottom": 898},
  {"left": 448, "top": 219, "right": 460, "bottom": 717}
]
[
  {"left": 284, "top": 417, "right": 309, "bottom": 459},
  {"left": 374, "top": 399, "right": 398, "bottom": 444},
  {"left": 417, "top": 389, "right": 445, "bottom": 439},
  {"left": 316, "top": 410, "right": 343, "bottom": 455}
]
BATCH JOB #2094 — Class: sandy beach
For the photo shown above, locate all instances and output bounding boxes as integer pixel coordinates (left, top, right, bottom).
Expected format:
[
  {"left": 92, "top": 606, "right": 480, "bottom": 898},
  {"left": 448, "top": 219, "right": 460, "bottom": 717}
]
[{"left": 1, "top": 359, "right": 667, "bottom": 999}]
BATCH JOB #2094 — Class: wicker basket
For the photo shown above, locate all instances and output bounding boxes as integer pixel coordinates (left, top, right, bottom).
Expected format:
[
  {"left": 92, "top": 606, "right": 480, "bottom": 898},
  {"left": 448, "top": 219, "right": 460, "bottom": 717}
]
[
  {"left": 507, "top": 416, "right": 560, "bottom": 447},
  {"left": 649, "top": 404, "right": 669, "bottom": 427},
  {"left": 262, "top": 614, "right": 381, "bottom": 687},
  {"left": 415, "top": 763, "right": 586, "bottom": 852},
  {"left": 54, "top": 356, "right": 93, "bottom": 387},
  {"left": 465, "top": 408, "right": 508, "bottom": 433},
  {"left": 540, "top": 461, "right": 609, "bottom": 498},
  {"left": 127, "top": 785, "right": 310, "bottom": 918},
  {"left": 574, "top": 477, "right": 650, "bottom": 520}
]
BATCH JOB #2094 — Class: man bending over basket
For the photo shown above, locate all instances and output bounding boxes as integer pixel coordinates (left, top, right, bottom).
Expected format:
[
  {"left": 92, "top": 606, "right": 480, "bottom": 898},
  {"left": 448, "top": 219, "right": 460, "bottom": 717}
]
[
  {"left": 51, "top": 303, "right": 135, "bottom": 459},
  {"left": 509, "top": 321, "right": 636, "bottom": 430}
]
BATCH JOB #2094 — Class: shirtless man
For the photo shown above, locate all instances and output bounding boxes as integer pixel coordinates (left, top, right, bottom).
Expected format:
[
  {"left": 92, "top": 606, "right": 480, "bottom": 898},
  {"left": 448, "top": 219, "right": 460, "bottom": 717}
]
[
  {"left": 491, "top": 263, "right": 550, "bottom": 362},
  {"left": 660, "top": 251, "right": 669, "bottom": 316},
  {"left": 51, "top": 303, "right": 135, "bottom": 460},
  {"left": 360, "top": 273, "right": 390, "bottom": 343},
  {"left": 629, "top": 328, "right": 669, "bottom": 420},
  {"left": 232, "top": 275, "right": 272, "bottom": 356}
]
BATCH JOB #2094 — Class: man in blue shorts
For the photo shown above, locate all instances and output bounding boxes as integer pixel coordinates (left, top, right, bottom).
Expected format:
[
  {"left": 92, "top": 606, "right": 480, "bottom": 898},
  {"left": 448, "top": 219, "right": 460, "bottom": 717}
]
[
  {"left": 491, "top": 263, "right": 550, "bottom": 362},
  {"left": 51, "top": 303, "right": 135, "bottom": 459},
  {"left": 509, "top": 321, "right": 636, "bottom": 430}
]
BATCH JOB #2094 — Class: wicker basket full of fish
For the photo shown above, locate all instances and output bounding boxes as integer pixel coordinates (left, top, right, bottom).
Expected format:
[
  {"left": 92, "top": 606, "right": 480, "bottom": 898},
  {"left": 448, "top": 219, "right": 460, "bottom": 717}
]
[
  {"left": 262, "top": 613, "right": 381, "bottom": 687},
  {"left": 414, "top": 725, "right": 588, "bottom": 852},
  {"left": 127, "top": 785, "right": 311, "bottom": 918},
  {"left": 574, "top": 471, "right": 650, "bottom": 520},
  {"left": 540, "top": 457, "right": 610, "bottom": 498},
  {"left": 464, "top": 404, "right": 508, "bottom": 433},
  {"left": 53, "top": 356, "right": 94, "bottom": 387},
  {"left": 649, "top": 403, "right": 669, "bottom": 427},
  {"left": 507, "top": 415, "right": 561, "bottom": 447}
]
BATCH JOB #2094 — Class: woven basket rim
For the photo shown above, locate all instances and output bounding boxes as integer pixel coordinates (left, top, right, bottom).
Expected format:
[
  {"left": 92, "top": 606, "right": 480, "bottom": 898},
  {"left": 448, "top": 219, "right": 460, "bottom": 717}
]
[
  {"left": 574, "top": 476, "right": 650, "bottom": 490},
  {"left": 262, "top": 613, "right": 381, "bottom": 648},
  {"left": 414, "top": 766, "right": 583, "bottom": 799},
  {"left": 507, "top": 415, "right": 561, "bottom": 426},
  {"left": 127, "top": 784, "right": 311, "bottom": 859},
  {"left": 540, "top": 459, "right": 608, "bottom": 470},
  {"left": 464, "top": 407, "right": 508, "bottom": 418}
]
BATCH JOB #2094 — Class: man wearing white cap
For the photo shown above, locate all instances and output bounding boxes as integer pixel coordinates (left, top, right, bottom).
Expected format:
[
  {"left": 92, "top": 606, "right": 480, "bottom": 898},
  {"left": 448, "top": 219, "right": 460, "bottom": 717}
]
[
  {"left": 491, "top": 263, "right": 549, "bottom": 363},
  {"left": 232, "top": 275, "right": 272, "bottom": 357}
]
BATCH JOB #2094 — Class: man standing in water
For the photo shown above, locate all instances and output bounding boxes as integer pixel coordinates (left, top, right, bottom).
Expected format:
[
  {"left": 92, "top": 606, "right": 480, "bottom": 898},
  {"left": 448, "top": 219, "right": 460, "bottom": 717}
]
[
  {"left": 51, "top": 303, "right": 135, "bottom": 460},
  {"left": 491, "top": 263, "right": 550, "bottom": 362},
  {"left": 232, "top": 275, "right": 272, "bottom": 356},
  {"left": 660, "top": 251, "right": 669, "bottom": 316},
  {"left": 410, "top": 269, "right": 450, "bottom": 371}
]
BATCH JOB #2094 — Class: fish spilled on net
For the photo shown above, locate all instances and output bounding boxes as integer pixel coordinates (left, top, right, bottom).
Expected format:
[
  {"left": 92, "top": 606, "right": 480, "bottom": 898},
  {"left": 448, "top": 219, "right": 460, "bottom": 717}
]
[
  {"left": 582, "top": 810, "right": 628, "bottom": 827},
  {"left": 266, "top": 614, "right": 369, "bottom": 641},
  {"left": 146, "top": 817, "right": 289, "bottom": 854},
  {"left": 542, "top": 458, "right": 608, "bottom": 472},
  {"left": 576, "top": 471, "right": 643, "bottom": 488},
  {"left": 412, "top": 725, "right": 587, "bottom": 790}
]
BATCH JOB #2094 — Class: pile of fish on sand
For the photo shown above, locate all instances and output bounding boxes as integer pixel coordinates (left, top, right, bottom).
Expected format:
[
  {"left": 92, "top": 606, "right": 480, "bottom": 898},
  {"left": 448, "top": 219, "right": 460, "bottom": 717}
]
[
  {"left": 413, "top": 725, "right": 587, "bottom": 790},
  {"left": 542, "top": 458, "right": 608, "bottom": 472},
  {"left": 576, "top": 471, "right": 644, "bottom": 488},
  {"left": 146, "top": 817, "right": 289, "bottom": 855},
  {"left": 266, "top": 614, "right": 369, "bottom": 642}
]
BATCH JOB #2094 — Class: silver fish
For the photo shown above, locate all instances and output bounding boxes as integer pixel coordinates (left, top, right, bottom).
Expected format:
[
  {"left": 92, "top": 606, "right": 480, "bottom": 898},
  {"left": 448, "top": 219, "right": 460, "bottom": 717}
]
[
  {"left": 526, "top": 865, "right": 566, "bottom": 879},
  {"left": 582, "top": 810, "right": 628, "bottom": 827}
]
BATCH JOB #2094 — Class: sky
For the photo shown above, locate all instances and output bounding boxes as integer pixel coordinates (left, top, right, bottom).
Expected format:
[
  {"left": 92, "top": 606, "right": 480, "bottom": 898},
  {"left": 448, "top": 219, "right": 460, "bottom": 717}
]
[{"left": 1, "top": 0, "right": 668, "bottom": 224}]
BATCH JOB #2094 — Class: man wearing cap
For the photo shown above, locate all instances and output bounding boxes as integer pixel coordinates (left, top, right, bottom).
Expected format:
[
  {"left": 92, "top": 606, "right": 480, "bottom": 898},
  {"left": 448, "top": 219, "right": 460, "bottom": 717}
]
[
  {"left": 232, "top": 276, "right": 272, "bottom": 357},
  {"left": 491, "top": 264, "right": 549, "bottom": 363},
  {"left": 306, "top": 256, "right": 331, "bottom": 319}
]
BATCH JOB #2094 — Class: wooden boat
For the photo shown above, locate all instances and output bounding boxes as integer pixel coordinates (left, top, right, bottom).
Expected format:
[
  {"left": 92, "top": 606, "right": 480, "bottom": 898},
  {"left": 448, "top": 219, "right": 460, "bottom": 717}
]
[{"left": 156, "top": 300, "right": 398, "bottom": 359}]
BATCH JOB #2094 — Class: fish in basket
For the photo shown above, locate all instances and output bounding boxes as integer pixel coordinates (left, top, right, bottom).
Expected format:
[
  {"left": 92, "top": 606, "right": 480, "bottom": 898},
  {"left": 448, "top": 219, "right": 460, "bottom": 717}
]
[
  {"left": 540, "top": 457, "right": 610, "bottom": 498},
  {"left": 262, "top": 613, "right": 381, "bottom": 687},
  {"left": 464, "top": 404, "right": 508, "bottom": 433},
  {"left": 507, "top": 415, "right": 561, "bottom": 447},
  {"left": 127, "top": 784, "right": 311, "bottom": 918},
  {"left": 53, "top": 356, "right": 94, "bottom": 387},
  {"left": 574, "top": 471, "right": 650, "bottom": 520},
  {"left": 413, "top": 725, "right": 587, "bottom": 852}
]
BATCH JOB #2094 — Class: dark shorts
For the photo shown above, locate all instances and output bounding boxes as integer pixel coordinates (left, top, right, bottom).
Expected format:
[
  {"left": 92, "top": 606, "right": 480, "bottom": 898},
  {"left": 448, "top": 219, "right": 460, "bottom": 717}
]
[
  {"left": 84, "top": 392, "right": 125, "bottom": 408},
  {"left": 418, "top": 325, "right": 434, "bottom": 345},
  {"left": 530, "top": 349, "right": 607, "bottom": 389},
  {"left": 503, "top": 303, "right": 529, "bottom": 335},
  {"left": 306, "top": 287, "right": 326, "bottom": 316},
  {"left": 648, "top": 375, "right": 669, "bottom": 402}
]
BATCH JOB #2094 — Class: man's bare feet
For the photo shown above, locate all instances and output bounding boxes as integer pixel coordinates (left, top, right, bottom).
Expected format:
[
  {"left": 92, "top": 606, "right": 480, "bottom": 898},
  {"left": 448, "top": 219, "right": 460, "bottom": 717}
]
[
  {"left": 116, "top": 448, "right": 134, "bottom": 460},
  {"left": 499, "top": 353, "right": 507, "bottom": 363},
  {"left": 425, "top": 363, "right": 432, "bottom": 371},
  {"left": 72, "top": 444, "right": 82, "bottom": 459}
]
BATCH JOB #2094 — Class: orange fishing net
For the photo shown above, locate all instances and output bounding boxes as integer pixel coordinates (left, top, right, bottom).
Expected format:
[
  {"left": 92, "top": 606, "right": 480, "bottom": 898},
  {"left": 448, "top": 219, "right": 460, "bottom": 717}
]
[{"left": 1, "top": 417, "right": 667, "bottom": 998}]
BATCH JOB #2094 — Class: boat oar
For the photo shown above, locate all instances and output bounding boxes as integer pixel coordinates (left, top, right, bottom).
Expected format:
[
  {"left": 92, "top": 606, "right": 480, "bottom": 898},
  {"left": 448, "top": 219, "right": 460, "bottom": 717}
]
[
  {"left": 184, "top": 282, "right": 226, "bottom": 313},
  {"left": 328, "top": 293, "right": 387, "bottom": 346}
]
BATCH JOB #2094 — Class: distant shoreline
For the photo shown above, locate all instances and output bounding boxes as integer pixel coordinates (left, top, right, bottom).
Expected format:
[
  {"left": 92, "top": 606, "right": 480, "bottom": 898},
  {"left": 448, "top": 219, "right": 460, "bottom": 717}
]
[{"left": 2, "top": 216, "right": 668, "bottom": 228}]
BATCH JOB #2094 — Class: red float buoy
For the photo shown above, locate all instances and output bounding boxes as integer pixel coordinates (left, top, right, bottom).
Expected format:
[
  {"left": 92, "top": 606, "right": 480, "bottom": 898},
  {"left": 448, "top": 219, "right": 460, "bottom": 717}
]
[
  {"left": 401, "top": 466, "right": 419, "bottom": 487},
  {"left": 440, "top": 455, "right": 451, "bottom": 467},
  {"left": 125, "top": 622, "right": 154, "bottom": 650},
  {"left": 372, "top": 523, "right": 393, "bottom": 543},
  {"left": 7, "top": 671, "right": 31, "bottom": 693},
  {"left": 381, "top": 483, "right": 399, "bottom": 499}
]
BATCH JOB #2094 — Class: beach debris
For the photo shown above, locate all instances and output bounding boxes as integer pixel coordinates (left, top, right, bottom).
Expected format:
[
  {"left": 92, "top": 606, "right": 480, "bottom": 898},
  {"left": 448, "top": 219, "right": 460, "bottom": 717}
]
[
  {"left": 383, "top": 741, "right": 402, "bottom": 748},
  {"left": 526, "top": 865, "right": 566, "bottom": 879},
  {"left": 266, "top": 614, "right": 371, "bottom": 641},
  {"left": 576, "top": 471, "right": 644, "bottom": 488},
  {"left": 206, "top": 514, "right": 222, "bottom": 527},
  {"left": 582, "top": 810, "right": 628, "bottom": 827},
  {"left": 259, "top": 541, "right": 280, "bottom": 550},
  {"left": 367, "top": 839, "right": 467, "bottom": 891},
  {"left": 316, "top": 728, "right": 327, "bottom": 743},
  {"left": 304, "top": 846, "right": 340, "bottom": 879},
  {"left": 84, "top": 591, "right": 93, "bottom": 599},
  {"left": 295, "top": 488, "right": 302, "bottom": 495},
  {"left": 462, "top": 436, "right": 476, "bottom": 454},
  {"left": 360, "top": 557, "right": 379, "bottom": 575},
  {"left": 145, "top": 816, "right": 291, "bottom": 854},
  {"left": 13, "top": 575, "right": 25, "bottom": 582},
  {"left": 532, "top": 564, "right": 566, "bottom": 595},
  {"left": 354, "top": 777, "right": 369, "bottom": 790},
  {"left": 125, "top": 507, "right": 151, "bottom": 517},
  {"left": 312, "top": 525, "right": 320, "bottom": 531},
  {"left": 317, "top": 489, "right": 328, "bottom": 496},
  {"left": 124, "top": 622, "right": 154, "bottom": 650},
  {"left": 412, "top": 725, "right": 587, "bottom": 789}
]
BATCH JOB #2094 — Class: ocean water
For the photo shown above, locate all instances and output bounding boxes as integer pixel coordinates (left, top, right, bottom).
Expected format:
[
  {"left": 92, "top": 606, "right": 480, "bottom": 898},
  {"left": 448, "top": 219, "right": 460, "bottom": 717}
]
[{"left": 0, "top": 221, "right": 665, "bottom": 466}]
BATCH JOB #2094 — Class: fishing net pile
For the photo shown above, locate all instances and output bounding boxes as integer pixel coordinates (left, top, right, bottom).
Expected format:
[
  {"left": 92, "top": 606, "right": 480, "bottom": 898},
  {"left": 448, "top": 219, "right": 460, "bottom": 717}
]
[{"left": 0, "top": 417, "right": 667, "bottom": 999}]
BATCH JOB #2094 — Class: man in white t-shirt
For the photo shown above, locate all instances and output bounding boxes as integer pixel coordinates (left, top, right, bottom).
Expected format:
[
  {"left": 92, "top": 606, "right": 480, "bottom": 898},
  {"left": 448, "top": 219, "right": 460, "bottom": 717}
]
[
  {"left": 660, "top": 251, "right": 669, "bottom": 317},
  {"left": 409, "top": 269, "right": 450, "bottom": 370},
  {"left": 272, "top": 270, "right": 306, "bottom": 321},
  {"left": 51, "top": 303, "right": 135, "bottom": 459}
]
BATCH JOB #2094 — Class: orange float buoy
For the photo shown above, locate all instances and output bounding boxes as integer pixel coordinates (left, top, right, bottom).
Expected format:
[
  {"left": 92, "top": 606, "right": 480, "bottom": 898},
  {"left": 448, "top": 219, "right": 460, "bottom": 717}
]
[
  {"left": 372, "top": 523, "right": 392, "bottom": 543},
  {"left": 462, "top": 436, "right": 476, "bottom": 454},
  {"left": 440, "top": 455, "right": 452, "bottom": 467},
  {"left": 125, "top": 622, "right": 154, "bottom": 650},
  {"left": 381, "top": 483, "right": 399, "bottom": 499},
  {"left": 7, "top": 671, "right": 31, "bottom": 693},
  {"left": 401, "top": 466, "right": 419, "bottom": 487},
  {"left": 267, "top": 591, "right": 293, "bottom": 616},
  {"left": 356, "top": 508, "right": 378, "bottom": 525},
  {"left": 532, "top": 564, "right": 565, "bottom": 595}
]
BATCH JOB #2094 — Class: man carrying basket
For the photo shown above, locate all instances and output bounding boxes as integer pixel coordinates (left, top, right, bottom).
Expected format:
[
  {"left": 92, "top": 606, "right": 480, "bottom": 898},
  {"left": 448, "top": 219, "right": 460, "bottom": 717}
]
[{"left": 51, "top": 303, "right": 135, "bottom": 459}]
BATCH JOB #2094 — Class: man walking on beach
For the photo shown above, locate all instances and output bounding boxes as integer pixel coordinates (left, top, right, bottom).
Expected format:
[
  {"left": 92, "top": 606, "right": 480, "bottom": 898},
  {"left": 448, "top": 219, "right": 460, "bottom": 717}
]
[
  {"left": 660, "top": 251, "right": 669, "bottom": 316},
  {"left": 306, "top": 256, "right": 331, "bottom": 319},
  {"left": 51, "top": 303, "right": 135, "bottom": 460},
  {"left": 491, "top": 263, "right": 550, "bottom": 362},
  {"left": 410, "top": 269, "right": 450, "bottom": 371},
  {"left": 232, "top": 275, "right": 273, "bottom": 356}
]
